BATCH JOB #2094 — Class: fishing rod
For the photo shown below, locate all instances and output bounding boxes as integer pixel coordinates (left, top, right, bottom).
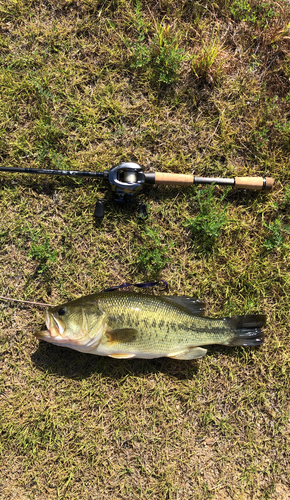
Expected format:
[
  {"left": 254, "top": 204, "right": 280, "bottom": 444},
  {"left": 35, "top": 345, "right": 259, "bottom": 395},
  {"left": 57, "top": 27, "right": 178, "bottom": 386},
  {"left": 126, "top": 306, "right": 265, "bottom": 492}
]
[{"left": 0, "top": 162, "right": 274, "bottom": 218}]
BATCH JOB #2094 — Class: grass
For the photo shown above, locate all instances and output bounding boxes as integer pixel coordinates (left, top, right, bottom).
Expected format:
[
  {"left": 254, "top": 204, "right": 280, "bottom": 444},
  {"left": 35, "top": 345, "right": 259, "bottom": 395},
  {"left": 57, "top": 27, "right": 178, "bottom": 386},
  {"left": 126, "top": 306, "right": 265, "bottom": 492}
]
[
  {"left": 130, "top": 10, "right": 186, "bottom": 84},
  {"left": 0, "top": 0, "right": 290, "bottom": 498},
  {"left": 186, "top": 185, "right": 230, "bottom": 253}
]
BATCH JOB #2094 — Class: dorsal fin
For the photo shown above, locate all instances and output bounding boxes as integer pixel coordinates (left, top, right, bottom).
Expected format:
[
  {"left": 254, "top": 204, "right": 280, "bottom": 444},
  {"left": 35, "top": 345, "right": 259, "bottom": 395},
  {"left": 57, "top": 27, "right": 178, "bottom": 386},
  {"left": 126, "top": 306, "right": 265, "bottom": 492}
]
[{"left": 161, "top": 296, "right": 205, "bottom": 316}]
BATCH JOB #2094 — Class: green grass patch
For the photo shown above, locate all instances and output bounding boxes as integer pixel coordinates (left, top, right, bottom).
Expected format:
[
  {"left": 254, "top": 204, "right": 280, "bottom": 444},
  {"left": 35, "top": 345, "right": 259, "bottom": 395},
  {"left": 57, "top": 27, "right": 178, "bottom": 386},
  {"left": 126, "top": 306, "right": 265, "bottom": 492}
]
[
  {"left": 186, "top": 185, "right": 230, "bottom": 253},
  {"left": 129, "top": 3, "right": 186, "bottom": 84}
]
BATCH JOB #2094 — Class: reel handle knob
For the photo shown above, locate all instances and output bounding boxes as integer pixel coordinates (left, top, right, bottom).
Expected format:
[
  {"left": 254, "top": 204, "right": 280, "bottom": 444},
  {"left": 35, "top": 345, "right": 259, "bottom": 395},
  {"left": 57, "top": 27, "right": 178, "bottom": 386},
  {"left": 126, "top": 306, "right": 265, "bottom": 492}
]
[{"left": 94, "top": 200, "right": 104, "bottom": 219}]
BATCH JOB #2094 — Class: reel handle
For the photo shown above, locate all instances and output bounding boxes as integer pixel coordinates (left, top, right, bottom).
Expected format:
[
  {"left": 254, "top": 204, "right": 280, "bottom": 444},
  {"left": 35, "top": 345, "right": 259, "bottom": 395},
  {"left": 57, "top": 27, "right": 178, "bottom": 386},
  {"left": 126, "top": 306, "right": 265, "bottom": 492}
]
[
  {"left": 154, "top": 172, "right": 194, "bottom": 185},
  {"left": 148, "top": 173, "right": 274, "bottom": 191},
  {"left": 234, "top": 177, "right": 274, "bottom": 190}
]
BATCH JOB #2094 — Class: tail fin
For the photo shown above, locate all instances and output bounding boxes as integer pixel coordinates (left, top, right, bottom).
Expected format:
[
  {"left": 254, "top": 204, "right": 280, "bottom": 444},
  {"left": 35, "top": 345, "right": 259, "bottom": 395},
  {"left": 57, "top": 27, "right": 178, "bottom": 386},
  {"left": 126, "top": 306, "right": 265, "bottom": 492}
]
[{"left": 225, "top": 315, "right": 266, "bottom": 346}]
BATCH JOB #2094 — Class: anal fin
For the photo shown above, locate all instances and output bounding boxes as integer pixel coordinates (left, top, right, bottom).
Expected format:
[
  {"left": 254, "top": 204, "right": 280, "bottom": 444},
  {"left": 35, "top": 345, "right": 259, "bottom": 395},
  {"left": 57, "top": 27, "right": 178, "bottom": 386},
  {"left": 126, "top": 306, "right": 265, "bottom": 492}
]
[
  {"left": 108, "top": 353, "right": 136, "bottom": 359},
  {"left": 168, "top": 347, "right": 207, "bottom": 360}
]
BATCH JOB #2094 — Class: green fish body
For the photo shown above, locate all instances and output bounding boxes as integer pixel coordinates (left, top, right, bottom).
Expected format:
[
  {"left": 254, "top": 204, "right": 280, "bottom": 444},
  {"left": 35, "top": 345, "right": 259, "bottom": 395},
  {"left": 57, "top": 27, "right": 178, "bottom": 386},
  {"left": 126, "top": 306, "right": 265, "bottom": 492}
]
[{"left": 35, "top": 292, "right": 265, "bottom": 360}]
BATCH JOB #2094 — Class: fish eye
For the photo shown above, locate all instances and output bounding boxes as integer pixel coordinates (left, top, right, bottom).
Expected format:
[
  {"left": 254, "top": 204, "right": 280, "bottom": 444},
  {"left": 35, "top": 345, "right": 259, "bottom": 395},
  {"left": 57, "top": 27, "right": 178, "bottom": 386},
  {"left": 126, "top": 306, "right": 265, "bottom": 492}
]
[{"left": 58, "top": 308, "right": 66, "bottom": 316}]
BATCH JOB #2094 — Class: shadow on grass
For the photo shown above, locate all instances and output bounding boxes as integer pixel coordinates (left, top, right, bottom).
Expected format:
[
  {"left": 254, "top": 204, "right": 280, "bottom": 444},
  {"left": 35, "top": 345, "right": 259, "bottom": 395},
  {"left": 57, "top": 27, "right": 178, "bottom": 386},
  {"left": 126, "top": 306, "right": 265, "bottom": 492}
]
[
  {"left": 0, "top": 175, "right": 90, "bottom": 193},
  {"left": 31, "top": 339, "right": 202, "bottom": 381},
  {"left": 31, "top": 340, "right": 257, "bottom": 380},
  {"left": 31, "top": 339, "right": 257, "bottom": 381}
]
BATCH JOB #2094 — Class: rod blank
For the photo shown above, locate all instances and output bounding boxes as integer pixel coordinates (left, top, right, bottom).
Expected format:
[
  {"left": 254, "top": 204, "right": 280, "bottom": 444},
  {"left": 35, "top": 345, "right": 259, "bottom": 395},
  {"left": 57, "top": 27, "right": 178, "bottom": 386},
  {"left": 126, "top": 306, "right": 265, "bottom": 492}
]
[{"left": 0, "top": 166, "right": 106, "bottom": 179}]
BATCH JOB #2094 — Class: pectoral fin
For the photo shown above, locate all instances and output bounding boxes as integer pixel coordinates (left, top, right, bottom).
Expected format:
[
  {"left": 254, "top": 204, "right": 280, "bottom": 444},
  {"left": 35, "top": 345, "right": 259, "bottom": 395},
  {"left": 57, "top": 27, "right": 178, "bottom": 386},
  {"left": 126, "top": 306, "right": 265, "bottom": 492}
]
[
  {"left": 106, "top": 328, "right": 137, "bottom": 344},
  {"left": 108, "top": 353, "right": 136, "bottom": 359},
  {"left": 168, "top": 347, "right": 207, "bottom": 360},
  {"left": 104, "top": 329, "right": 137, "bottom": 359}
]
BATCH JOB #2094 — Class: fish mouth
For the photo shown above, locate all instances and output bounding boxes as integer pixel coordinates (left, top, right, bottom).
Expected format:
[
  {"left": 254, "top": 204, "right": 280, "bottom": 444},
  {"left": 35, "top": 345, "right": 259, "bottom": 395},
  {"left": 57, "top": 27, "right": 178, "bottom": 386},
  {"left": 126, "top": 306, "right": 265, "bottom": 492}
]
[{"left": 35, "top": 310, "right": 68, "bottom": 343}]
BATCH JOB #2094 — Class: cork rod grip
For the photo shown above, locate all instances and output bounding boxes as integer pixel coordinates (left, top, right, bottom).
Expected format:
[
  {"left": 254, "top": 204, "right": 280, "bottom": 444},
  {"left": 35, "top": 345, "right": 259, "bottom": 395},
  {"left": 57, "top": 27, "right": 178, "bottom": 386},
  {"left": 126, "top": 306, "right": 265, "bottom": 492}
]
[
  {"left": 154, "top": 172, "right": 194, "bottom": 185},
  {"left": 234, "top": 177, "right": 274, "bottom": 191}
]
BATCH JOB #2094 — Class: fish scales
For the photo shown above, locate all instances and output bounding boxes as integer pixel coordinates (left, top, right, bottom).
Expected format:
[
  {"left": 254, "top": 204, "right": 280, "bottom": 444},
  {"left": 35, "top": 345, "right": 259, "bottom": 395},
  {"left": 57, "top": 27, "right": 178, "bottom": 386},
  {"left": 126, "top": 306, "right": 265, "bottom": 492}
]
[
  {"left": 97, "top": 293, "right": 231, "bottom": 355},
  {"left": 35, "top": 292, "right": 266, "bottom": 360}
]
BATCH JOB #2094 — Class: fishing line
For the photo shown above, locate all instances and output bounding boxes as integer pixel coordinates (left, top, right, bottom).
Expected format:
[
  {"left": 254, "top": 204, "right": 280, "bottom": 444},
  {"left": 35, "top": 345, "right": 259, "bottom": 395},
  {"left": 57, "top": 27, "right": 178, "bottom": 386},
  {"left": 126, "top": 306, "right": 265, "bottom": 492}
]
[
  {"left": 0, "top": 281, "right": 169, "bottom": 308},
  {"left": 0, "top": 295, "right": 56, "bottom": 307}
]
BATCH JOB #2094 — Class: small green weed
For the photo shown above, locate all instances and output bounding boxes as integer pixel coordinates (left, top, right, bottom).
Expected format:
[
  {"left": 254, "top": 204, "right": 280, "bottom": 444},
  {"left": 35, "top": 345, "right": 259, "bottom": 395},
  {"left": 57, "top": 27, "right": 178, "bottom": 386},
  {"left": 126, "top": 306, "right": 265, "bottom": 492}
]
[
  {"left": 230, "top": 0, "right": 277, "bottom": 26},
  {"left": 249, "top": 95, "right": 289, "bottom": 154},
  {"left": 28, "top": 234, "right": 58, "bottom": 273},
  {"left": 150, "top": 18, "right": 186, "bottom": 84},
  {"left": 186, "top": 185, "right": 229, "bottom": 253},
  {"left": 136, "top": 224, "right": 173, "bottom": 275},
  {"left": 281, "top": 186, "right": 290, "bottom": 211},
  {"left": 284, "top": 53, "right": 290, "bottom": 81},
  {"left": 274, "top": 120, "right": 290, "bottom": 151},
  {"left": 263, "top": 217, "right": 290, "bottom": 251},
  {"left": 130, "top": 0, "right": 150, "bottom": 70},
  {"left": 191, "top": 30, "right": 226, "bottom": 82},
  {"left": 230, "top": 0, "right": 255, "bottom": 23},
  {"left": 130, "top": 7, "right": 185, "bottom": 84}
]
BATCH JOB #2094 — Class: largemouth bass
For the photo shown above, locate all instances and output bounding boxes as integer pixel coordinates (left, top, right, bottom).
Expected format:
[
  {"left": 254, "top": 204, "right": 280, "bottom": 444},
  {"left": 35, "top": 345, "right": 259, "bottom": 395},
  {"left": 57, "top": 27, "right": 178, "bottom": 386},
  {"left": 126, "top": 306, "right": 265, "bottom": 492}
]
[{"left": 35, "top": 292, "right": 265, "bottom": 360}]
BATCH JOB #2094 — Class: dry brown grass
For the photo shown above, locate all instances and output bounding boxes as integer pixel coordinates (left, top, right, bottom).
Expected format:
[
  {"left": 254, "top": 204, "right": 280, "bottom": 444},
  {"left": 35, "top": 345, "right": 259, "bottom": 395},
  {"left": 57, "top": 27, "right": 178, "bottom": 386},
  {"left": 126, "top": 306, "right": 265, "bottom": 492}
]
[{"left": 0, "top": 0, "right": 290, "bottom": 498}]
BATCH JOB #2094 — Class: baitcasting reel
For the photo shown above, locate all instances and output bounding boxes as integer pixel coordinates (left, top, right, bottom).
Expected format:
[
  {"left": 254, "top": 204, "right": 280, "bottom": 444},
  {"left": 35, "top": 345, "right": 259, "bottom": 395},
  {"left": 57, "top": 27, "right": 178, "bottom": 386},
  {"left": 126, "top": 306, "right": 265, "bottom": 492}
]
[{"left": 94, "top": 162, "right": 150, "bottom": 218}]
